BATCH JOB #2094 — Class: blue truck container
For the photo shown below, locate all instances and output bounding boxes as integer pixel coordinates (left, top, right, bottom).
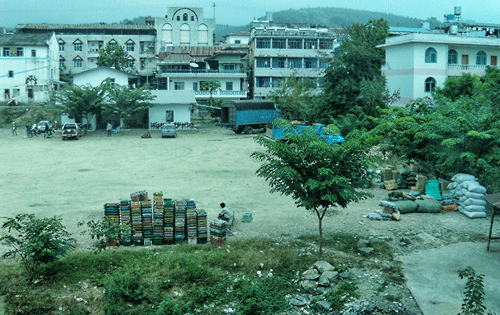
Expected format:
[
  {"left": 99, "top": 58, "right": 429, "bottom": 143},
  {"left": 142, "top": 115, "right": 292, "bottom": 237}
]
[
  {"left": 265, "top": 122, "right": 345, "bottom": 145},
  {"left": 221, "top": 100, "right": 281, "bottom": 134}
]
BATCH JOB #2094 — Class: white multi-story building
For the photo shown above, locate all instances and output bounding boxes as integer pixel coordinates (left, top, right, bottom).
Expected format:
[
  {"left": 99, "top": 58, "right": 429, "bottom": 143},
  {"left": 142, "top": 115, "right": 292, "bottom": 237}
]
[
  {"left": 248, "top": 26, "right": 337, "bottom": 99},
  {"left": 379, "top": 11, "right": 500, "bottom": 106},
  {"left": 14, "top": 7, "right": 215, "bottom": 80},
  {"left": 156, "top": 46, "right": 248, "bottom": 102},
  {"left": 0, "top": 32, "right": 59, "bottom": 105}
]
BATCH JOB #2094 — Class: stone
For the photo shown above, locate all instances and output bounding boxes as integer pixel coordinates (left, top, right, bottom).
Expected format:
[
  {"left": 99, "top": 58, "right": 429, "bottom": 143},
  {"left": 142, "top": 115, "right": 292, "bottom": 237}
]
[
  {"left": 359, "top": 247, "right": 374, "bottom": 255},
  {"left": 315, "top": 300, "right": 332, "bottom": 312},
  {"left": 368, "top": 236, "right": 385, "bottom": 245},
  {"left": 302, "top": 268, "right": 319, "bottom": 280},
  {"left": 313, "top": 260, "right": 334, "bottom": 273},
  {"left": 299, "top": 280, "right": 325, "bottom": 295},
  {"left": 320, "top": 270, "right": 338, "bottom": 283},
  {"left": 338, "top": 271, "right": 350, "bottom": 280},
  {"left": 289, "top": 295, "right": 308, "bottom": 307},
  {"left": 357, "top": 239, "right": 369, "bottom": 248}
]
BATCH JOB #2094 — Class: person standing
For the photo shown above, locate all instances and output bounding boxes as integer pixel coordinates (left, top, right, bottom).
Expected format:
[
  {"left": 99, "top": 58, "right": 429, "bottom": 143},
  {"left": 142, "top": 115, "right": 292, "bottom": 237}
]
[
  {"left": 106, "top": 122, "right": 112, "bottom": 137},
  {"left": 12, "top": 122, "right": 17, "bottom": 136}
]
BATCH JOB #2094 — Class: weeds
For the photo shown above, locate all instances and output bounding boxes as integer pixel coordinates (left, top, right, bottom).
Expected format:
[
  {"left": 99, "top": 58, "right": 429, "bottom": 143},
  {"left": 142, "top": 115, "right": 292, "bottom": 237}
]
[{"left": 458, "top": 266, "right": 496, "bottom": 315}]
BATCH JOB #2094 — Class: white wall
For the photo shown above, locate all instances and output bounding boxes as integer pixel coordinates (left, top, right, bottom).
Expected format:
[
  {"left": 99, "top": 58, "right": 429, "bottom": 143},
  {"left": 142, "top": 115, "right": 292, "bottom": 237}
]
[
  {"left": 73, "top": 68, "right": 130, "bottom": 87},
  {"left": 149, "top": 104, "right": 191, "bottom": 124}
]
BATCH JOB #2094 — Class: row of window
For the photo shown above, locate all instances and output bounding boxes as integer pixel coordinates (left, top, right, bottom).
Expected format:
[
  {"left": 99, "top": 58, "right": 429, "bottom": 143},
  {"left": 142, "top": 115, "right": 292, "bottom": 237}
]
[
  {"left": 255, "top": 38, "right": 334, "bottom": 50},
  {"left": 255, "top": 76, "right": 323, "bottom": 88},
  {"left": 425, "top": 47, "right": 498, "bottom": 66},
  {"left": 59, "top": 39, "right": 141, "bottom": 53},
  {"left": 2, "top": 47, "right": 37, "bottom": 57},
  {"left": 255, "top": 57, "right": 329, "bottom": 69},
  {"left": 156, "top": 79, "right": 234, "bottom": 91}
]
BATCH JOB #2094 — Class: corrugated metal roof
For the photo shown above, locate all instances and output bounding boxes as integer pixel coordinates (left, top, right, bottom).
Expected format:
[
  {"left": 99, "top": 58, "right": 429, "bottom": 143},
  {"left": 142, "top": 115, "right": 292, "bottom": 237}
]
[
  {"left": 18, "top": 23, "right": 154, "bottom": 31},
  {"left": 0, "top": 33, "right": 53, "bottom": 46},
  {"left": 157, "top": 46, "right": 246, "bottom": 61}
]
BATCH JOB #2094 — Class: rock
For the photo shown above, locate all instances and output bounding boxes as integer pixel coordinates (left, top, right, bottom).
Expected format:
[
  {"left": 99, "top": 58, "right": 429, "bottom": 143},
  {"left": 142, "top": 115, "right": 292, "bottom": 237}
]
[
  {"left": 299, "top": 280, "right": 325, "bottom": 295},
  {"left": 302, "top": 268, "right": 319, "bottom": 280},
  {"left": 315, "top": 300, "right": 332, "bottom": 312},
  {"left": 359, "top": 247, "right": 374, "bottom": 255},
  {"left": 319, "top": 270, "right": 339, "bottom": 285},
  {"left": 368, "top": 236, "right": 385, "bottom": 245},
  {"left": 338, "top": 271, "right": 350, "bottom": 280},
  {"left": 392, "top": 211, "right": 401, "bottom": 221},
  {"left": 313, "top": 260, "right": 334, "bottom": 273},
  {"left": 357, "top": 239, "right": 369, "bottom": 248},
  {"left": 400, "top": 237, "right": 411, "bottom": 245},
  {"left": 289, "top": 295, "right": 308, "bottom": 307}
]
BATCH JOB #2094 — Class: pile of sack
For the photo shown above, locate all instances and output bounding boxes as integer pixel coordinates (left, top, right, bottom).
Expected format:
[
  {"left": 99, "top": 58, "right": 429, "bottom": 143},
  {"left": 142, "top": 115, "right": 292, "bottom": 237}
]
[
  {"left": 371, "top": 191, "right": 442, "bottom": 221},
  {"left": 447, "top": 173, "right": 488, "bottom": 219}
]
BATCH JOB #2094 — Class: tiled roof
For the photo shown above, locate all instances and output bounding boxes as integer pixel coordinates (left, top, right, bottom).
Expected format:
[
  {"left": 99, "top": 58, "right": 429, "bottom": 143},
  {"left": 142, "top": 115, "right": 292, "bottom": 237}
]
[
  {"left": 18, "top": 23, "right": 154, "bottom": 31},
  {"left": 0, "top": 33, "right": 53, "bottom": 46},
  {"left": 157, "top": 46, "right": 246, "bottom": 61}
]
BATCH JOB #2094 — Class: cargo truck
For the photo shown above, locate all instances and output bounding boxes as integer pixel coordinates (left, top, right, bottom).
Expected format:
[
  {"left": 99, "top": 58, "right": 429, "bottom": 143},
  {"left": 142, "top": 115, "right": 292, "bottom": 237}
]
[{"left": 221, "top": 100, "right": 281, "bottom": 134}]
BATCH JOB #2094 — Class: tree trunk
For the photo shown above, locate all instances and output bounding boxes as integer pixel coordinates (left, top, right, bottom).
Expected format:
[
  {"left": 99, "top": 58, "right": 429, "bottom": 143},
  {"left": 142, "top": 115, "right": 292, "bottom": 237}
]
[{"left": 318, "top": 215, "right": 323, "bottom": 257}]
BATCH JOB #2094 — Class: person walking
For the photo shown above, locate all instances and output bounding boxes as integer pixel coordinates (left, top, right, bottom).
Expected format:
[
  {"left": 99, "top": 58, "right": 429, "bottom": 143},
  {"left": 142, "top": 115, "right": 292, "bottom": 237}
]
[
  {"left": 12, "top": 122, "right": 17, "bottom": 136},
  {"left": 106, "top": 122, "right": 113, "bottom": 137}
]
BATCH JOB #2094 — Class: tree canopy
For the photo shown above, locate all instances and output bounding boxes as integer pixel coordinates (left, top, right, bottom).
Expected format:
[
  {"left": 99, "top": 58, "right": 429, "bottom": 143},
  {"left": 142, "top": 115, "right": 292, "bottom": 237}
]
[
  {"left": 251, "top": 119, "right": 372, "bottom": 255},
  {"left": 57, "top": 83, "right": 104, "bottom": 125},
  {"left": 97, "top": 43, "right": 128, "bottom": 70}
]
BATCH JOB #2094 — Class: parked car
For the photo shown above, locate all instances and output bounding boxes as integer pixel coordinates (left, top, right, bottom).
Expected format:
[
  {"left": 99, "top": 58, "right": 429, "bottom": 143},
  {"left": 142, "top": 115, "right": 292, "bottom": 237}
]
[
  {"left": 37, "top": 120, "right": 52, "bottom": 134},
  {"left": 61, "top": 123, "right": 80, "bottom": 140},
  {"left": 161, "top": 124, "right": 177, "bottom": 138}
]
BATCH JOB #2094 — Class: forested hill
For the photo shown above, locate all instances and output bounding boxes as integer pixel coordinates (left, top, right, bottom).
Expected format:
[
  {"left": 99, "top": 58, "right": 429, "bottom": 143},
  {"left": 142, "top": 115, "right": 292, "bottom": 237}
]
[{"left": 215, "top": 7, "right": 442, "bottom": 42}]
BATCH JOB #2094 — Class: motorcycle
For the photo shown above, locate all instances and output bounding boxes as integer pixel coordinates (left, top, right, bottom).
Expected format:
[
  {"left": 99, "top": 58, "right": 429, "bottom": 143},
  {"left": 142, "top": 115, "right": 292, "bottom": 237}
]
[
  {"left": 27, "top": 124, "right": 38, "bottom": 138},
  {"left": 44, "top": 127, "right": 53, "bottom": 138}
]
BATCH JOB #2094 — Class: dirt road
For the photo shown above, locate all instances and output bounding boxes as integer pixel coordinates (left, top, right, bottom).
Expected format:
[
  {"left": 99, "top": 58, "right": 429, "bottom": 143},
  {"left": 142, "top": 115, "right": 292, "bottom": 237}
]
[{"left": 0, "top": 126, "right": 492, "bottom": 256}]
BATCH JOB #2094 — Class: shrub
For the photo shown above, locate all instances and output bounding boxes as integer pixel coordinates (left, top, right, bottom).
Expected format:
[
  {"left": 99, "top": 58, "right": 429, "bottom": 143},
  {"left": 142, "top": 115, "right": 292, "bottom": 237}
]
[
  {"left": 104, "top": 271, "right": 147, "bottom": 314},
  {"left": 0, "top": 214, "right": 76, "bottom": 283}
]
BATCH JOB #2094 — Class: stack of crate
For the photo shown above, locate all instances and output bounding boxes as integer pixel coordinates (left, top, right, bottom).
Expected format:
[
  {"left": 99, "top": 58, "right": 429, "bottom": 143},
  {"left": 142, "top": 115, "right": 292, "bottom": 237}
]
[
  {"left": 119, "top": 200, "right": 132, "bottom": 246},
  {"left": 142, "top": 200, "right": 153, "bottom": 245},
  {"left": 163, "top": 198, "right": 175, "bottom": 244},
  {"left": 153, "top": 193, "right": 164, "bottom": 246},
  {"left": 174, "top": 200, "right": 186, "bottom": 244},
  {"left": 131, "top": 201, "right": 142, "bottom": 246},
  {"left": 196, "top": 209, "right": 208, "bottom": 244},
  {"left": 209, "top": 219, "right": 226, "bottom": 246},
  {"left": 186, "top": 200, "right": 197, "bottom": 244}
]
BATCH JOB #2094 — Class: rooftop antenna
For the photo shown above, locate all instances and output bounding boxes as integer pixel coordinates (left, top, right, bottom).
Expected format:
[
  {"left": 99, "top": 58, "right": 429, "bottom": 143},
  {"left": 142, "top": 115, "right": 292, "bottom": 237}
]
[{"left": 212, "top": 2, "right": 216, "bottom": 20}]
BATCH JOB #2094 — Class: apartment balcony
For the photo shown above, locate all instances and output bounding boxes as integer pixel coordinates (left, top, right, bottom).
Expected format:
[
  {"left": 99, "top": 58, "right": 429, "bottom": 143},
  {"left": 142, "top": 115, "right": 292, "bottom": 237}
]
[
  {"left": 158, "top": 69, "right": 247, "bottom": 78},
  {"left": 194, "top": 90, "right": 248, "bottom": 99},
  {"left": 447, "top": 64, "right": 496, "bottom": 76}
]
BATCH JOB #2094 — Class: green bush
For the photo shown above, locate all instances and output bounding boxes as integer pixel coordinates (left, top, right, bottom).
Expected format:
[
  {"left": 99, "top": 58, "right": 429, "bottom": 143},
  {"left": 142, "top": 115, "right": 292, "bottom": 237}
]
[
  {"left": 4, "top": 288, "right": 55, "bottom": 315},
  {"left": 234, "top": 276, "right": 291, "bottom": 315},
  {"left": 104, "top": 271, "right": 147, "bottom": 314}
]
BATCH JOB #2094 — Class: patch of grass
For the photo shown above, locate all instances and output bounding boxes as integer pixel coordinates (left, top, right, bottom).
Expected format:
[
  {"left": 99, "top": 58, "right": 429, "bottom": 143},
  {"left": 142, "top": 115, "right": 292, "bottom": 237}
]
[
  {"left": 385, "top": 294, "right": 403, "bottom": 303},
  {"left": 326, "top": 281, "right": 360, "bottom": 311}
]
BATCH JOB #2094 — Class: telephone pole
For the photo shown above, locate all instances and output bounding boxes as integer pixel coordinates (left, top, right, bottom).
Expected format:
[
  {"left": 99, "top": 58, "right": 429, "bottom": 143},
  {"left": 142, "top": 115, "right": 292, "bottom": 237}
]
[{"left": 212, "top": 2, "right": 216, "bottom": 20}]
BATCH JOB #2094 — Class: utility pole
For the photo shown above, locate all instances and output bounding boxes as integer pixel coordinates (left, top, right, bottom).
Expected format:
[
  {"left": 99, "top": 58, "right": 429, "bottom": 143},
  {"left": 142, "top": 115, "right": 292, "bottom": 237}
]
[{"left": 212, "top": 2, "right": 216, "bottom": 20}]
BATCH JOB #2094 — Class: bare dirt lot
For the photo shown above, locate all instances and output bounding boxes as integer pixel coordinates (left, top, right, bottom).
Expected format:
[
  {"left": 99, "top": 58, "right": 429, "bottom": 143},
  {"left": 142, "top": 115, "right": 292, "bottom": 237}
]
[{"left": 0, "top": 125, "right": 496, "bottom": 313}]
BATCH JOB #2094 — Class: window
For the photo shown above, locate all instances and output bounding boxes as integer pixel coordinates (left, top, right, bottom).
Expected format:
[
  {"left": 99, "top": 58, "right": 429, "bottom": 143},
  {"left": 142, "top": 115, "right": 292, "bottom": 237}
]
[
  {"left": 272, "top": 57, "right": 286, "bottom": 68},
  {"left": 288, "top": 58, "right": 302, "bottom": 68},
  {"left": 74, "top": 42, "right": 82, "bottom": 51},
  {"left": 319, "top": 59, "right": 329, "bottom": 68},
  {"left": 126, "top": 42, "right": 134, "bottom": 52},
  {"left": 476, "top": 51, "right": 487, "bottom": 65},
  {"left": 223, "top": 64, "right": 235, "bottom": 71},
  {"left": 59, "top": 44, "right": 64, "bottom": 51},
  {"left": 180, "top": 24, "right": 190, "bottom": 44},
  {"left": 491, "top": 56, "right": 498, "bottom": 67},
  {"left": 425, "top": 77, "right": 436, "bottom": 92},
  {"left": 304, "top": 58, "right": 317, "bottom": 68},
  {"left": 319, "top": 39, "right": 333, "bottom": 49},
  {"left": 174, "top": 82, "right": 185, "bottom": 90},
  {"left": 226, "top": 82, "right": 233, "bottom": 91},
  {"left": 127, "top": 60, "right": 134, "bottom": 68},
  {"left": 272, "top": 77, "right": 283, "bottom": 88},
  {"left": 3, "top": 47, "right": 10, "bottom": 57},
  {"left": 304, "top": 39, "right": 317, "bottom": 49},
  {"left": 166, "top": 110, "right": 174, "bottom": 123},
  {"left": 191, "top": 16, "right": 194, "bottom": 21},
  {"left": 8, "top": 70, "right": 14, "bottom": 78},
  {"left": 425, "top": 47, "right": 437, "bottom": 63},
  {"left": 272, "top": 38, "right": 286, "bottom": 49},
  {"left": 60, "top": 60, "right": 65, "bottom": 68},
  {"left": 158, "top": 78, "right": 168, "bottom": 90},
  {"left": 256, "top": 38, "right": 271, "bottom": 49},
  {"left": 31, "top": 49, "right": 36, "bottom": 57},
  {"left": 193, "top": 82, "right": 198, "bottom": 90},
  {"left": 177, "top": 16, "right": 180, "bottom": 21},
  {"left": 16, "top": 48, "right": 23, "bottom": 57},
  {"left": 256, "top": 77, "right": 270, "bottom": 88},
  {"left": 235, "top": 40, "right": 241, "bottom": 44},
  {"left": 256, "top": 57, "right": 270, "bottom": 68},
  {"left": 448, "top": 49, "right": 458, "bottom": 64},
  {"left": 183, "top": 13, "right": 188, "bottom": 21},
  {"left": 288, "top": 39, "right": 302, "bottom": 49},
  {"left": 74, "top": 57, "right": 83, "bottom": 68}
]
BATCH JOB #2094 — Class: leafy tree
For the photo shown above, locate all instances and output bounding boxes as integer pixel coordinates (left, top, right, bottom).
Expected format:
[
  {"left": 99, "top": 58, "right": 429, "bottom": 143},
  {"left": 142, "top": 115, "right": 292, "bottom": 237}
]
[
  {"left": 97, "top": 43, "right": 128, "bottom": 70},
  {"left": 251, "top": 119, "right": 372, "bottom": 255},
  {"left": 434, "top": 73, "right": 481, "bottom": 102},
  {"left": 268, "top": 74, "right": 317, "bottom": 122},
  {"left": 56, "top": 83, "right": 103, "bottom": 126},
  {"left": 101, "top": 79, "right": 155, "bottom": 128},
  {"left": 0, "top": 214, "right": 76, "bottom": 283},
  {"left": 201, "top": 80, "right": 221, "bottom": 105},
  {"left": 318, "top": 19, "right": 391, "bottom": 123}
]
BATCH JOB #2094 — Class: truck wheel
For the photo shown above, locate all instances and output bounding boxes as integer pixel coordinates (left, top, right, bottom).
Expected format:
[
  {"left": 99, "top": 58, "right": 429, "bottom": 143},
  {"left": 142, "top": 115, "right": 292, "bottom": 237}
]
[{"left": 243, "top": 126, "right": 253, "bottom": 134}]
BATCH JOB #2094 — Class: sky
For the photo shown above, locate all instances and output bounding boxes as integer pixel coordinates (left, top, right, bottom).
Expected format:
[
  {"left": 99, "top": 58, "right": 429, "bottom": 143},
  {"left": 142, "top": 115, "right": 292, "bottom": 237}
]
[{"left": 1, "top": 0, "right": 500, "bottom": 28}]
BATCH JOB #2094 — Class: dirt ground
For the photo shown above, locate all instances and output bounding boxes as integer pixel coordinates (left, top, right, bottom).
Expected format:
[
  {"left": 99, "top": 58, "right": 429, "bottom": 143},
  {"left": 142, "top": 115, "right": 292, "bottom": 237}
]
[{"left": 0, "top": 125, "right": 496, "bottom": 313}]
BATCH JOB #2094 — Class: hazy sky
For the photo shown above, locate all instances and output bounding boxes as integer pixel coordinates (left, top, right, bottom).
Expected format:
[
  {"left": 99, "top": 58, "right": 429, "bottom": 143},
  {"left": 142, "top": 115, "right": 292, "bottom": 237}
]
[{"left": 1, "top": 0, "right": 499, "bottom": 28}]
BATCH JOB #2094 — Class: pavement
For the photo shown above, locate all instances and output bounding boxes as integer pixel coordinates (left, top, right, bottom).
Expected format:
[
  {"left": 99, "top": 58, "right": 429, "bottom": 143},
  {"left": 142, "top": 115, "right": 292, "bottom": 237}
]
[{"left": 399, "top": 241, "right": 500, "bottom": 315}]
